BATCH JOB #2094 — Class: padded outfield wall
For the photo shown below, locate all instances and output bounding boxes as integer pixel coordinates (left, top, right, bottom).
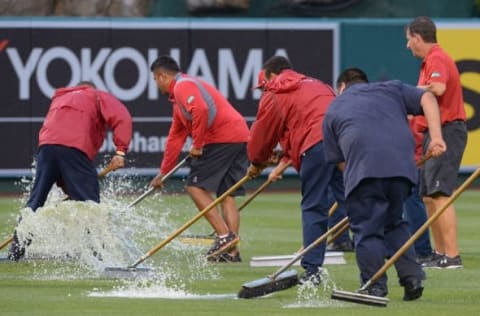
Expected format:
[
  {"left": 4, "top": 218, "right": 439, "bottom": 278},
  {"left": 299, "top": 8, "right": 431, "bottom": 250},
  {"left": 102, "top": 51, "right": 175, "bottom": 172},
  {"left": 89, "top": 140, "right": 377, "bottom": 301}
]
[{"left": 0, "top": 18, "right": 478, "bottom": 178}]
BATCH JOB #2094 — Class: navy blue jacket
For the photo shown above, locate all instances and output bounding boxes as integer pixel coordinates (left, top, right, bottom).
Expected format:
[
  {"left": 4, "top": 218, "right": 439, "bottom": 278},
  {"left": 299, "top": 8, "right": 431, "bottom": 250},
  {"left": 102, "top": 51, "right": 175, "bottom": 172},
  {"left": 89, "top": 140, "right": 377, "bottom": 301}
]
[{"left": 323, "top": 80, "right": 425, "bottom": 197}]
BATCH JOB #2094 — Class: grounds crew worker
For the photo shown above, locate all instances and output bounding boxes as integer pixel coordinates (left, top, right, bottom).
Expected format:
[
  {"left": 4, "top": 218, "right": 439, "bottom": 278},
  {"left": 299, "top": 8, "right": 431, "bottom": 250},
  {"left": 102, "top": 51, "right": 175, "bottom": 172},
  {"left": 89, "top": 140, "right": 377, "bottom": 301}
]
[
  {"left": 247, "top": 55, "right": 347, "bottom": 285},
  {"left": 406, "top": 16, "right": 467, "bottom": 269},
  {"left": 323, "top": 67, "right": 446, "bottom": 301},
  {"left": 8, "top": 81, "right": 133, "bottom": 261},
  {"left": 149, "top": 55, "right": 249, "bottom": 262}
]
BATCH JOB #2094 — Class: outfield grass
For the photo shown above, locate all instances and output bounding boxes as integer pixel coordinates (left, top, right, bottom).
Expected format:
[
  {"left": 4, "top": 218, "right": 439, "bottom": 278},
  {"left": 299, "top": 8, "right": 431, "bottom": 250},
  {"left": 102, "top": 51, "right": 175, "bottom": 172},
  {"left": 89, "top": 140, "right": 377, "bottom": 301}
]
[{"left": 0, "top": 189, "right": 479, "bottom": 316}]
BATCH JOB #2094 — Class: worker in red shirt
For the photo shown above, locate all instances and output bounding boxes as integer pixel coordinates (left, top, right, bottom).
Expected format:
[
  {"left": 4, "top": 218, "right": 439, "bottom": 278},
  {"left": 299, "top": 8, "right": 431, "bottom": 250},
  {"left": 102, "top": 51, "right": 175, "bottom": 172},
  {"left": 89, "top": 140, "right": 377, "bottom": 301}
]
[
  {"left": 247, "top": 56, "right": 347, "bottom": 285},
  {"left": 406, "top": 16, "right": 467, "bottom": 269},
  {"left": 149, "top": 56, "right": 249, "bottom": 262},
  {"left": 8, "top": 81, "right": 133, "bottom": 261}
]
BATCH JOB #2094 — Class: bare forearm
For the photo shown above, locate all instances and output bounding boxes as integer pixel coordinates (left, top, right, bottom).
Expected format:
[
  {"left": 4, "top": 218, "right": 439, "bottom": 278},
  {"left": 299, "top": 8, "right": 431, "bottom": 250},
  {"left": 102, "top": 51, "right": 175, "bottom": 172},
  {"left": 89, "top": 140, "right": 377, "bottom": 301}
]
[
  {"left": 420, "top": 92, "right": 447, "bottom": 157},
  {"left": 417, "top": 82, "right": 446, "bottom": 97},
  {"left": 421, "top": 92, "right": 442, "bottom": 139}
]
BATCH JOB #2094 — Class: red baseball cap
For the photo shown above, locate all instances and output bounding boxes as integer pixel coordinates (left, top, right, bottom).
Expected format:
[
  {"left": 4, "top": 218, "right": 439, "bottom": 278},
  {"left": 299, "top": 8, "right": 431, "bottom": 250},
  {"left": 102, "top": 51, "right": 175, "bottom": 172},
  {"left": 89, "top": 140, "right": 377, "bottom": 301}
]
[{"left": 254, "top": 69, "right": 266, "bottom": 89}]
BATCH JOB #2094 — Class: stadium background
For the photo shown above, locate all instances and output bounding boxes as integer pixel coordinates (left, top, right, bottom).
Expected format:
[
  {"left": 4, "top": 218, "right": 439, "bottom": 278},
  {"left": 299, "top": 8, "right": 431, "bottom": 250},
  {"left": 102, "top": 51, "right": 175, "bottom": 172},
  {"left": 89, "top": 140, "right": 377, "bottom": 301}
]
[{"left": 0, "top": 0, "right": 479, "bottom": 192}]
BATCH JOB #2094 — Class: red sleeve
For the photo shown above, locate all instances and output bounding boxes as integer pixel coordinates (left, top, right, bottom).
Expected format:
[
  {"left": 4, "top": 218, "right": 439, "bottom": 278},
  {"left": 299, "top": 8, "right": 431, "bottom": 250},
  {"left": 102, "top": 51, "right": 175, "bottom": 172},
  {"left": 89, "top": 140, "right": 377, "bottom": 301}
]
[
  {"left": 98, "top": 92, "right": 132, "bottom": 153},
  {"left": 174, "top": 81, "right": 208, "bottom": 149},
  {"left": 425, "top": 55, "right": 449, "bottom": 85},
  {"left": 160, "top": 107, "right": 189, "bottom": 174},
  {"left": 248, "top": 92, "right": 285, "bottom": 165},
  {"left": 279, "top": 133, "right": 292, "bottom": 162},
  {"left": 409, "top": 117, "right": 424, "bottom": 161}
]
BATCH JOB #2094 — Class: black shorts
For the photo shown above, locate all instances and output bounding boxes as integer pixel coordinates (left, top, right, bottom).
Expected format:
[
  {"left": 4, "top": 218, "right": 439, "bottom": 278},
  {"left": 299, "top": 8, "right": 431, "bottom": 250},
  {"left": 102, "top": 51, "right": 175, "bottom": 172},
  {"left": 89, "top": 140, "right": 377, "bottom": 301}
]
[
  {"left": 187, "top": 143, "right": 248, "bottom": 197},
  {"left": 420, "top": 120, "right": 467, "bottom": 197}
]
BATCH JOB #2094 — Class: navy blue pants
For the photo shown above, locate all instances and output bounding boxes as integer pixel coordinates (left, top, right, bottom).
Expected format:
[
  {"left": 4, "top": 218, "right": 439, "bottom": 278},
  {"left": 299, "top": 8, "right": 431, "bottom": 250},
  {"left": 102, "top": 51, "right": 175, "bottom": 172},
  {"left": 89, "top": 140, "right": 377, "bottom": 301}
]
[
  {"left": 299, "top": 142, "right": 346, "bottom": 274},
  {"left": 327, "top": 187, "right": 351, "bottom": 244},
  {"left": 346, "top": 177, "right": 424, "bottom": 292},
  {"left": 403, "top": 170, "right": 432, "bottom": 257},
  {"left": 27, "top": 145, "right": 99, "bottom": 211}
]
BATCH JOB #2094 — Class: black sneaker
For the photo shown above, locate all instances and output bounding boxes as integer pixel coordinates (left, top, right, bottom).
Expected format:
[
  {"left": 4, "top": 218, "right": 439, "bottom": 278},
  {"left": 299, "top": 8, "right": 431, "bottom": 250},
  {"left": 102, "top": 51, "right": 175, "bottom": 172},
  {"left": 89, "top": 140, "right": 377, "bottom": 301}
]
[
  {"left": 417, "top": 254, "right": 435, "bottom": 265},
  {"left": 298, "top": 269, "right": 322, "bottom": 286},
  {"left": 356, "top": 285, "right": 388, "bottom": 298},
  {"left": 403, "top": 278, "right": 424, "bottom": 301},
  {"left": 205, "top": 232, "right": 239, "bottom": 259},
  {"left": 421, "top": 252, "right": 444, "bottom": 268},
  {"left": 211, "top": 252, "right": 242, "bottom": 263},
  {"left": 326, "top": 241, "right": 354, "bottom": 252},
  {"left": 7, "top": 241, "right": 25, "bottom": 262},
  {"left": 435, "top": 255, "right": 463, "bottom": 269}
]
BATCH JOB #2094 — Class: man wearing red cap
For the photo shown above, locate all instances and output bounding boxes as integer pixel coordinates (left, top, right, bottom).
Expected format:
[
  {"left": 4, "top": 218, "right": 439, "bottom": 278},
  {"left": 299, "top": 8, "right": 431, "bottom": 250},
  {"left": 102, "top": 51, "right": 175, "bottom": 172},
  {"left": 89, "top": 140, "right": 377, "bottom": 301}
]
[{"left": 247, "top": 56, "right": 347, "bottom": 285}]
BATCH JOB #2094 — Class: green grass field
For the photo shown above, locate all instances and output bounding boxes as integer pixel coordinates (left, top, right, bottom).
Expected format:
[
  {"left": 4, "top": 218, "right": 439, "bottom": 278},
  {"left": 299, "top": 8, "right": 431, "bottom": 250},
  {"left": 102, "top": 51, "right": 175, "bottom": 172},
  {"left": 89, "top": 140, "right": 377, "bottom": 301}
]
[{"left": 0, "top": 189, "right": 479, "bottom": 316}]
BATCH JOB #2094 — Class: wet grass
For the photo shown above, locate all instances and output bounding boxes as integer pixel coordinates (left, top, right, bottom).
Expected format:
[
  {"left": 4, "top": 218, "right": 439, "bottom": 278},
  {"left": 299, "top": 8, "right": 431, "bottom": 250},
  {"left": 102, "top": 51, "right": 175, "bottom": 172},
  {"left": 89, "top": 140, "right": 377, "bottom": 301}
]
[{"left": 1, "top": 190, "right": 479, "bottom": 316}]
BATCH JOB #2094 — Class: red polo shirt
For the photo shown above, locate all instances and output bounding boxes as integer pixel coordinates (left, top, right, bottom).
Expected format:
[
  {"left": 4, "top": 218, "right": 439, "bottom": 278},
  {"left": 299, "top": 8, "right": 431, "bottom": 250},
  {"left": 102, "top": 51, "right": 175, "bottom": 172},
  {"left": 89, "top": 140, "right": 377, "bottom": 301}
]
[
  {"left": 160, "top": 73, "right": 249, "bottom": 174},
  {"left": 415, "top": 44, "right": 466, "bottom": 131}
]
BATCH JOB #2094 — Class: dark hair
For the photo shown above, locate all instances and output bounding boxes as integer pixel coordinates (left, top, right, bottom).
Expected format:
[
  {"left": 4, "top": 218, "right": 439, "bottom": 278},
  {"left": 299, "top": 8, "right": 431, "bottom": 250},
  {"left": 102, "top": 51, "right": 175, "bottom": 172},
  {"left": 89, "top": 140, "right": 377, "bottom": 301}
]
[
  {"left": 263, "top": 56, "right": 292, "bottom": 77},
  {"left": 406, "top": 16, "right": 437, "bottom": 43},
  {"left": 336, "top": 68, "right": 369, "bottom": 88},
  {"left": 77, "top": 81, "right": 96, "bottom": 88},
  {"left": 150, "top": 55, "right": 180, "bottom": 73}
]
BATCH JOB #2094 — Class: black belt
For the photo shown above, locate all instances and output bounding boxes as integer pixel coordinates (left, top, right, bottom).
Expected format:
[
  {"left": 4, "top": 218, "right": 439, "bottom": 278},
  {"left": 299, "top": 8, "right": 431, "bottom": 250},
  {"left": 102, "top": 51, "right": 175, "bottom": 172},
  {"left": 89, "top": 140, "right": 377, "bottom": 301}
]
[{"left": 443, "top": 119, "right": 465, "bottom": 126}]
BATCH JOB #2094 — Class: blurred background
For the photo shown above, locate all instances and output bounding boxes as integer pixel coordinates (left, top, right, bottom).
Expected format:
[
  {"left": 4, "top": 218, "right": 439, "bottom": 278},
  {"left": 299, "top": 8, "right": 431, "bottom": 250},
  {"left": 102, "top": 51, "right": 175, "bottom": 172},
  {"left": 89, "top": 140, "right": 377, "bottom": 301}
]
[
  {"left": 0, "top": 0, "right": 479, "bottom": 193},
  {"left": 1, "top": 0, "right": 479, "bottom": 18}
]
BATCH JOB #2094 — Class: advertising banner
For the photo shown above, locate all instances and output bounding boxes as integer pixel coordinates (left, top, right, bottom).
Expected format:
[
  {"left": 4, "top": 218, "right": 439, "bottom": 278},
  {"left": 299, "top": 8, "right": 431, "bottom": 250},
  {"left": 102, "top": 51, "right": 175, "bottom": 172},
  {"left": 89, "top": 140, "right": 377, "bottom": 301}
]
[
  {"left": 438, "top": 24, "right": 480, "bottom": 171},
  {"left": 0, "top": 20, "right": 337, "bottom": 176}
]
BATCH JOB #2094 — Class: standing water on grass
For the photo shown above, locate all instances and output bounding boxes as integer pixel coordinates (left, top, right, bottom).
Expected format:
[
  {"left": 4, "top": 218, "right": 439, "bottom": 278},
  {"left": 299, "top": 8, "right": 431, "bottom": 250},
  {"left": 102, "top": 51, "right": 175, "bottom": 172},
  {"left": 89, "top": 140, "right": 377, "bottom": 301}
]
[{"left": 13, "top": 172, "right": 219, "bottom": 290}]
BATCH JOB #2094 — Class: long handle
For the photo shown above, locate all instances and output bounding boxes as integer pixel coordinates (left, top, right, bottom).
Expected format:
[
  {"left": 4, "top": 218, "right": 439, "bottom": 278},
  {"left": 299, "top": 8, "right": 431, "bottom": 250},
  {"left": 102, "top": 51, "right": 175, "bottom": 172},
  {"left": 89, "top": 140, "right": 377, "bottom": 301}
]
[
  {"left": 129, "top": 174, "right": 251, "bottom": 268},
  {"left": 416, "top": 151, "right": 432, "bottom": 167},
  {"left": 320, "top": 152, "right": 429, "bottom": 244},
  {"left": 361, "top": 167, "right": 480, "bottom": 291},
  {"left": 98, "top": 164, "right": 115, "bottom": 178},
  {"left": 270, "top": 216, "right": 349, "bottom": 279},
  {"left": 329, "top": 220, "right": 350, "bottom": 244},
  {"left": 0, "top": 235, "right": 13, "bottom": 251},
  {"left": 295, "top": 201, "right": 339, "bottom": 253},
  {"left": 201, "top": 161, "right": 293, "bottom": 238},
  {"left": 237, "top": 161, "right": 292, "bottom": 212},
  {"left": 127, "top": 157, "right": 189, "bottom": 209}
]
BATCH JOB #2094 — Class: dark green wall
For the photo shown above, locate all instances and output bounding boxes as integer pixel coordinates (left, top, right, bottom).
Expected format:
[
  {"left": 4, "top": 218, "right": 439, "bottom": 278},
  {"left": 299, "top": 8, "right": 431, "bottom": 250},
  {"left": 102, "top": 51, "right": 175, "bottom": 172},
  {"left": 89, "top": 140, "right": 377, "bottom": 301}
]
[{"left": 340, "top": 20, "right": 422, "bottom": 85}]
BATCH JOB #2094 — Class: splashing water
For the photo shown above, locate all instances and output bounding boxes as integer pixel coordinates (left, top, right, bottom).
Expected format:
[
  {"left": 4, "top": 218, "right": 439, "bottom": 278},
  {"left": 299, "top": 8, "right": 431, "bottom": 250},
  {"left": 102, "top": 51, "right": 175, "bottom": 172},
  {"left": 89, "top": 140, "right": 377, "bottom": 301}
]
[
  {"left": 16, "top": 201, "right": 138, "bottom": 270},
  {"left": 11, "top": 171, "right": 220, "bottom": 291},
  {"left": 88, "top": 261, "right": 225, "bottom": 299},
  {"left": 284, "top": 268, "right": 347, "bottom": 308}
]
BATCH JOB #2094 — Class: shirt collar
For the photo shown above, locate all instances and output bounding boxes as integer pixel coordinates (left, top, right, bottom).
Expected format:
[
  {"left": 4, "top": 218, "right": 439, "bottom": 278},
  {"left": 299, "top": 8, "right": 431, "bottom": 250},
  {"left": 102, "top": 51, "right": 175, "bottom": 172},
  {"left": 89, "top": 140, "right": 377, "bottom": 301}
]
[
  {"left": 423, "top": 44, "right": 440, "bottom": 62},
  {"left": 167, "top": 72, "right": 182, "bottom": 97}
]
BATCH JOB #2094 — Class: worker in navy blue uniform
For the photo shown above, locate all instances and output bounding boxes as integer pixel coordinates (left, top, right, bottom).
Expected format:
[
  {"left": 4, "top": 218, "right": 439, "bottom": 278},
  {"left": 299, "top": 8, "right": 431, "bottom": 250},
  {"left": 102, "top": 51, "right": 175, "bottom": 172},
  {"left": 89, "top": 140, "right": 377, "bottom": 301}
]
[{"left": 323, "top": 68, "right": 446, "bottom": 301}]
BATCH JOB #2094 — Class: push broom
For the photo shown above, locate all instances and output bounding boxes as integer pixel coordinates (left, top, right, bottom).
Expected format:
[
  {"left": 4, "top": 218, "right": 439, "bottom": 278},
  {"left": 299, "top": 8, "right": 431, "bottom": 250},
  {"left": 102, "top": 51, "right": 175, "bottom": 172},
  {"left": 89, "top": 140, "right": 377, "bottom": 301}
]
[
  {"left": 105, "top": 174, "right": 251, "bottom": 275},
  {"left": 238, "top": 203, "right": 348, "bottom": 299},
  {"left": 238, "top": 153, "right": 433, "bottom": 299},
  {"left": 331, "top": 166, "right": 480, "bottom": 307}
]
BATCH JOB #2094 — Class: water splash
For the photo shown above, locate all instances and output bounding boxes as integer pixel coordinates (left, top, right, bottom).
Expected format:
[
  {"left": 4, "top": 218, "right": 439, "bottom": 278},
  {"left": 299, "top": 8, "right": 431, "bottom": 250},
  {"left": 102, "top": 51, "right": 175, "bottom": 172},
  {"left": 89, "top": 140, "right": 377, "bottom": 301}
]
[
  {"left": 284, "top": 268, "right": 348, "bottom": 308},
  {"left": 88, "top": 285, "right": 237, "bottom": 300},
  {"left": 11, "top": 172, "right": 219, "bottom": 286}
]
